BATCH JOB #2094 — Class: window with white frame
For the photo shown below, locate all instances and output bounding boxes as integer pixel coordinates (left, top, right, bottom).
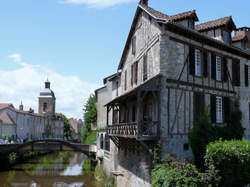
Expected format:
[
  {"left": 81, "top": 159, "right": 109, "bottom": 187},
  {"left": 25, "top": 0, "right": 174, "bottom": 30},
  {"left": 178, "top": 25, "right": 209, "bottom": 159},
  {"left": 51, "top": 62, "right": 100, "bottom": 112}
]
[
  {"left": 216, "top": 56, "right": 222, "bottom": 81},
  {"left": 195, "top": 49, "right": 201, "bottom": 76},
  {"left": 216, "top": 96, "right": 223, "bottom": 123}
]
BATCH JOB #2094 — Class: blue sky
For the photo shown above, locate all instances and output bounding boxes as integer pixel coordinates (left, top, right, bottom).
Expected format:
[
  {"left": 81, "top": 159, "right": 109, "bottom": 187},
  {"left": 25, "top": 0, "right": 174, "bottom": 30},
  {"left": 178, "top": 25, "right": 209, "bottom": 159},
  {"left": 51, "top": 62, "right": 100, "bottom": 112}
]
[{"left": 0, "top": 0, "right": 249, "bottom": 118}]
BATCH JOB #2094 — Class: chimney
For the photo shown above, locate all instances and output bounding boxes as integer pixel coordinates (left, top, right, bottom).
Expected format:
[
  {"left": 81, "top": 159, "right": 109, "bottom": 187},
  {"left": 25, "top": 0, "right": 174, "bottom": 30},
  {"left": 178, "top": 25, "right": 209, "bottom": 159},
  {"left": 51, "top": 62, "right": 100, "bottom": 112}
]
[{"left": 140, "top": 0, "right": 148, "bottom": 6}]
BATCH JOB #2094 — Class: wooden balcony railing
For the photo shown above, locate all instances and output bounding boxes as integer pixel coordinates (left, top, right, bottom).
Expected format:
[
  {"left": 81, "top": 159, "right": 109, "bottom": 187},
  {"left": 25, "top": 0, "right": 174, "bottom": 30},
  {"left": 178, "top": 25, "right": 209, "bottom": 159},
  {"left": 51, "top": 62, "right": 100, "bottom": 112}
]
[{"left": 107, "top": 121, "right": 158, "bottom": 140}]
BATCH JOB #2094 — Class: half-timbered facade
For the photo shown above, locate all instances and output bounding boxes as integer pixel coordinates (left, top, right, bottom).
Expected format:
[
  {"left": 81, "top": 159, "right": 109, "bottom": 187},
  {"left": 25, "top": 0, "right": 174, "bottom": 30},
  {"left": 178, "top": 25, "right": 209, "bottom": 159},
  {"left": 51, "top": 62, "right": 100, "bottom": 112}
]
[{"left": 96, "top": 1, "right": 250, "bottom": 186}]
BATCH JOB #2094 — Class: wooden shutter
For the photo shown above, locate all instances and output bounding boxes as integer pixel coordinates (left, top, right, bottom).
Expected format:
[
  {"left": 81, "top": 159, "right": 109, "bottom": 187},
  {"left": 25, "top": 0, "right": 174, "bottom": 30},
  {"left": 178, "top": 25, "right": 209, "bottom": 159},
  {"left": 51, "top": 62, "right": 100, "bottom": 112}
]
[
  {"left": 245, "top": 65, "right": 249, "bottom": 87},
  {"left": 194, "top": 93, "right": 205, "bottom": 122},
  {"left": 203, "top": 50, "right": 208, "bottom": 77},
  {"left": 223, "top": 97, "right": 231, "bottom": 123},
  {"left": 131, "top": 64, "right": 134, "bottom": 87},
  {"left": 125, "top": 70, "right": 127, "bottom": 91},
  {"left": 134, "top": 61, "right": 138, "bottom": 85},
  {"left": 143, "top": 55, "right": 148, "bottom": 81},
  {"left": 189, "top": 46, "right": 195, "bottom": 75},
  {"left": 232, "top": 59, "right": 241, "bottom": 86},
  {"left": 222, "top": 57, "right": 228, "bottom": 82},
  {"left": 211, "top": 52, "right": 216, "bottom": 80},
  {"left": 210, "top": 95, "right": 216, "bottom": 123},
  {"left": 132, "top": 36, "right": 136, "bottom": 55}
]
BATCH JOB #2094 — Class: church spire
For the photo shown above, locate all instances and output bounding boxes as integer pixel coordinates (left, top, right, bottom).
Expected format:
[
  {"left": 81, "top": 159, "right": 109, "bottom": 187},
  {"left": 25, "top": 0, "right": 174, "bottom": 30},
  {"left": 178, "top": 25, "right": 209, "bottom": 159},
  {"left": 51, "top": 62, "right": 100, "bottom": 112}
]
[{"left": 19, "top": 101, "right": 23, "bottom": 111}]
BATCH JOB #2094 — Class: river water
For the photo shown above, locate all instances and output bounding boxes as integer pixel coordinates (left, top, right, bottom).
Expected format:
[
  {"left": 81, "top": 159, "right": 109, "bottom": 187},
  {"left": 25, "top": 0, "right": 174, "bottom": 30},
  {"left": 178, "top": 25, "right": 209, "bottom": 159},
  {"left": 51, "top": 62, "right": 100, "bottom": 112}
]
[{"left": 0, "top": 152, "right": 104, "bottom": 187}]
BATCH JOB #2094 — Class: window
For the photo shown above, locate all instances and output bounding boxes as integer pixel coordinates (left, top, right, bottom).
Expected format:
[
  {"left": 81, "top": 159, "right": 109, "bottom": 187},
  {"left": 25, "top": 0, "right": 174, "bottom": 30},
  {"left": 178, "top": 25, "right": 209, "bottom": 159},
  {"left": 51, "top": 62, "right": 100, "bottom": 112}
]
[
  {"left": 124, "top": 70, "right": 127, "bottom": 91},
  {"left": 216, "top": 56, "right": 222, "bottom": 81},
  {"left": 195, "top": 49, "right": 201, "bottom": 76},
  {"left": 131, "top": 64, "right": 134, "bottom": 87},
  {"left": 143, "top": 55, "right": 148, "bottom": 81},
  {"left": 188, "top": 20, "right": 194, "bottom": 29},
  {"left": 100, "top": 134, "right": 104, "bottom": 149},
  {"left": 104, "top": 135, "right": 110, "bottom": 152},
  {"left": 223, "top": 31, "right": 230, "bottom": 44},
  {"left": 43, "top": 103, "right": 47, "bottom": 112},
  {"left": 216, "top": 96, "right": 223, "bottom": 123},
  {"left": 134, "top": 61, "right": 138, "bottom": 85},
  {"left": 132, "top": 36, "right": 136, "bottom": 55},
  {"left": 116, "top": 81, "right": 119, "bottom": 96}
]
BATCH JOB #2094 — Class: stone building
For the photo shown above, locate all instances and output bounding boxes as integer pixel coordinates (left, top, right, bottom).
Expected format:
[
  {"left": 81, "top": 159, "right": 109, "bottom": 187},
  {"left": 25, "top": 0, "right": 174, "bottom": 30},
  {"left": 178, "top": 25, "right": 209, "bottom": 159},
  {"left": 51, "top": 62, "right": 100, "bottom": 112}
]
[
  {"left": 69, "top": 118, "right": 84, "bottom": 140},
  {"left": 0, "top": 80, "right": 64, "bottom": 140},
  {"left": 95, "top": 0, "right": 250, "bottom": 187}
]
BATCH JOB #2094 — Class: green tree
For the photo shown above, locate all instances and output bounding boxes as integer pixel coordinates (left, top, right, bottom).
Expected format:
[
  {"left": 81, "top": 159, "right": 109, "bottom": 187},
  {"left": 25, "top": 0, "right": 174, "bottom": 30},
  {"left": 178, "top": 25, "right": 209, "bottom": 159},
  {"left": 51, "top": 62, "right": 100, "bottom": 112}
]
[
  {"left": 57, "top": 113, "right": 72, "bottom": 138},
  {"left": 82, "top": 94, "right": 97, "bottom": 143}
]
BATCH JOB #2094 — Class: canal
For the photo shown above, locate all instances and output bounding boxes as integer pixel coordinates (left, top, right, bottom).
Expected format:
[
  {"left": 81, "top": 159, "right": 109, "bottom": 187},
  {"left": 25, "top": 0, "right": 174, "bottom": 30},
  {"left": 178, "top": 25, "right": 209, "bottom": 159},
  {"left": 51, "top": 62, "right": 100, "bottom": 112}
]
[{"left": 0, "top": 152, "right": 104, "bottom": 187}]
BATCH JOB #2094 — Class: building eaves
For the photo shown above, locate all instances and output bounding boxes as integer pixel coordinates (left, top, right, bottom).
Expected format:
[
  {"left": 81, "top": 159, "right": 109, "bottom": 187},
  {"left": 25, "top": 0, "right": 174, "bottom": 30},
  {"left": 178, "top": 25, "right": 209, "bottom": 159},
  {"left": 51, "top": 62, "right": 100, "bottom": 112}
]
[{"left": 195, "top": 16, "right": 236, "bottom": 32}]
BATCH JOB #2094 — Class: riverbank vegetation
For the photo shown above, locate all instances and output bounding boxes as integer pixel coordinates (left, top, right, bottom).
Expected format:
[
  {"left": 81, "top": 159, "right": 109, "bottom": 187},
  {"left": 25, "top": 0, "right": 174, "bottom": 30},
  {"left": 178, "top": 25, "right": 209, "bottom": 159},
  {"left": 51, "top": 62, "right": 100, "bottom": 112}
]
[
  {"left": 152, "top": 99, "right": 249, "bottom": 187},
  {"left": 94, "top": 164, "right": 116, "bottom": 187}
]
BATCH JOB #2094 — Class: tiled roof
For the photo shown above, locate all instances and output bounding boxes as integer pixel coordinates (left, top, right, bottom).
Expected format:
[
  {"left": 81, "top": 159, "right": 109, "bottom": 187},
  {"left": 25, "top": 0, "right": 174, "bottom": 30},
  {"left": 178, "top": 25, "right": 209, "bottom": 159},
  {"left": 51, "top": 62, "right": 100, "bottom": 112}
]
[
  {"left": 0, "top": 104, "right": 14, "bottom": 110},
  {"left": 0, "top": 112, "right": 15, "bottom": 125},
  {"left": 170, "top": 10, "right": 198, "bottom": 22},
  {"left": 139, "top": 4, "right": 169, "bottom": 20},
  {"left": 140, "top": 4, "right": 198, "bottom": 22},
  {"left": 195, "top": 16, "right": 236, "bottom": 31},
  {"left": 232, "top": 33, "right": 248, "bottom": 42}
]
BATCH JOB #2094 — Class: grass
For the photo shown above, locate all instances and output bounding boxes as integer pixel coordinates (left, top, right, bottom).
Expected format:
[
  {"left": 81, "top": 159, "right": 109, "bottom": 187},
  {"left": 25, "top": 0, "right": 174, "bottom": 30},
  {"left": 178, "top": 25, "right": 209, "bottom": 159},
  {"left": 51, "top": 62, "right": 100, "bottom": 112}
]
[{"left": 85, "top": 131, "right": 97, "bottom": 145}]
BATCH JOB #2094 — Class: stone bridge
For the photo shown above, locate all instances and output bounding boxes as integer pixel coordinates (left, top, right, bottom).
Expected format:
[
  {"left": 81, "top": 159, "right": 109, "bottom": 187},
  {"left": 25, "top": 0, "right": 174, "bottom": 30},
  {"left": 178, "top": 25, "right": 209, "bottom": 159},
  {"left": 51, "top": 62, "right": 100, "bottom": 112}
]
[{"left": 0, "top": 140, "right": 97, "bottom": 158}]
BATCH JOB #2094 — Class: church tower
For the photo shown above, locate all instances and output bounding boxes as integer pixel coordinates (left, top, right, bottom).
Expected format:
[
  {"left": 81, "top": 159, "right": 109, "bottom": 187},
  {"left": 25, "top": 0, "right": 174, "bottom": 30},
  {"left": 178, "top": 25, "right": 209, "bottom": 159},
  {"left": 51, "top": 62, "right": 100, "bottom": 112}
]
[{"left": 38, "top": 79, "right": 56, "bottom": 115}]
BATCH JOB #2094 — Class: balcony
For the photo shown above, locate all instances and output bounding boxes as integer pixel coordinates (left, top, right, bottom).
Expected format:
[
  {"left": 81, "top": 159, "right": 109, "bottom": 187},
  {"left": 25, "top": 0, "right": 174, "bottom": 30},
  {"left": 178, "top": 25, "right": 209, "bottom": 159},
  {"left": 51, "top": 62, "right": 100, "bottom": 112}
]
[{"left": 107, "top": 121, "right": 159, "bottom": 141}]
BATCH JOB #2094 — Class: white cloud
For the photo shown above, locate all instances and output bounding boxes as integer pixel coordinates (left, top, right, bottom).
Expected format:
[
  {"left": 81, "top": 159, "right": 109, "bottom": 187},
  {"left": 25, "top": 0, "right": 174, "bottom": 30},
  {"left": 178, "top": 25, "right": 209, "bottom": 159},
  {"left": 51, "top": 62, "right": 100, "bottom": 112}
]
[
  {"left": 60, "top": 0, "right": 137, "bottom": 8},
  {"left": 0, "top": 54, "right": 99, "bottom": 119},
  {"left": 8, "top": 53, "right": 22, "bottom": 63}
]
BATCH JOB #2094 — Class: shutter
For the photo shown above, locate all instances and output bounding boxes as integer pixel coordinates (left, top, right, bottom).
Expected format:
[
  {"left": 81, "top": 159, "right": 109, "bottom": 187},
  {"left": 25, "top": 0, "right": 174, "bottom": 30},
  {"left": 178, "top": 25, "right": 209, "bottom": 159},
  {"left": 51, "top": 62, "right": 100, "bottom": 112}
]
[
  {"left": 223, "top": 97, "right": 231, "bottom": 123},
  {"left": 131, "top": 64, "right": 134, "bottom": 87},
  {"left": 135, "top": 61, "right": 138, "bottom": 85},
  {"left": 193, "top": 93, "right": 198, "bottom": 122},
  {"left": 233, "top": 59, "right": 241, "bottom": 86},
  {"left": 189, "top": 46, "right": 195, "bottom": 75},
  {"left": 245, "top": 65, "right": 249, "bottom": 87},
  {"left": 223, "top": 57, "right": 228, "bottom": 82},
  {"left": 211, "top": 52, "right": 216, "bottom": 80},
  {"left": 203, "top": 50, "right": 208, "bottom": 77},
  {"left": 210, "top": 95, "right": 216, "bottom": 123}
]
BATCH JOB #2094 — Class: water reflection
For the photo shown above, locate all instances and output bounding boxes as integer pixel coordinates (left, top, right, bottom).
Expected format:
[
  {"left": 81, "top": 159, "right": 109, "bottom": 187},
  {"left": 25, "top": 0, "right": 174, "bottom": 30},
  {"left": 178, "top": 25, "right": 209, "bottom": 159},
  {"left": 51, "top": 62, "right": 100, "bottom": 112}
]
[{"left": 0, "top": 152, "right": 103, "bottom": 187}]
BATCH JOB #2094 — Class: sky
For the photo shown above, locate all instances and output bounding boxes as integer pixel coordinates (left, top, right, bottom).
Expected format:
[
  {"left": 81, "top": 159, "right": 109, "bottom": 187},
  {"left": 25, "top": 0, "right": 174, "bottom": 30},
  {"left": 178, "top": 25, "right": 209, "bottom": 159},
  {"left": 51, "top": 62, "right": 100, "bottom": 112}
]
[{"left": 0, "top": 0, "right": 249, "bottom": 119}]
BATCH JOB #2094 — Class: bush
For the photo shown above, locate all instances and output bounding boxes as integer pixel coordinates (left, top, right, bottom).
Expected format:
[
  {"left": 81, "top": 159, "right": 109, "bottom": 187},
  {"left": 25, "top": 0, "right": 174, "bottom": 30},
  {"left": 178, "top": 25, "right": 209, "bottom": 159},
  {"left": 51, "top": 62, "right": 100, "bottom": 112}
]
[
  {"left": 189, "top": 102, "right": 244, "bottom": 169},
  {"left": 94, "top": 164, "right": 116, "bottom": 187},
  {"left": 151, "top": 156, "right": 219, "bottom": 187},
  {"left": 8, "top": 152, "right": 18, "bottom": 165},
  {"left": 205, "top": 139, "right": 250, "bottom": 187}
]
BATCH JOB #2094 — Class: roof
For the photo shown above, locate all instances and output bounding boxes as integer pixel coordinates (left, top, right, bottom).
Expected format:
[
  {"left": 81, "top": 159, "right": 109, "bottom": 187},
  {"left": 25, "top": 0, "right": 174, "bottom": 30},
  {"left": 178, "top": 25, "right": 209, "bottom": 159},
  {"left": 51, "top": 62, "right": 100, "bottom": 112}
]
[
  {"left": 0, "top": 104, "right": 44, "bottom": 118},
  {"left": 170, "top": 10, "right": 199, "bottom": 22},
  {"left": 195, "top": 16, "right": 236, "bottom": 32},
  {"left": 0, "top": 112, "right": 15, "bottom": 125},
  {"left": 39, "top": 88, "right": 55, "bottom": 98},
  {"left": 232, "top": 33, "right": 248, "bottom": 42},
  {"left": 118, "top": 3, "right": 198, "bottom": 70},
  {"left": 0, "top": 104, "right": 14, "bottom": 110},
  {"left": 103, "top": 72, "right": 121, "bottom": 84}
]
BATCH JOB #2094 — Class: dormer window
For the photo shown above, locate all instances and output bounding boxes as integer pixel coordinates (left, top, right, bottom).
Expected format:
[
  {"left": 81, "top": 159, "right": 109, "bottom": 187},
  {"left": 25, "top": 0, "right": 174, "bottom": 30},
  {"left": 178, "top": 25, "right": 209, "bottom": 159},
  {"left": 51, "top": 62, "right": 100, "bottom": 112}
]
[
  {"left": 188, "top": 20, "right": 194, "bottom": 29},
  {"left": 223, "top": 31, "right": 230, "bottom": 44}
]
